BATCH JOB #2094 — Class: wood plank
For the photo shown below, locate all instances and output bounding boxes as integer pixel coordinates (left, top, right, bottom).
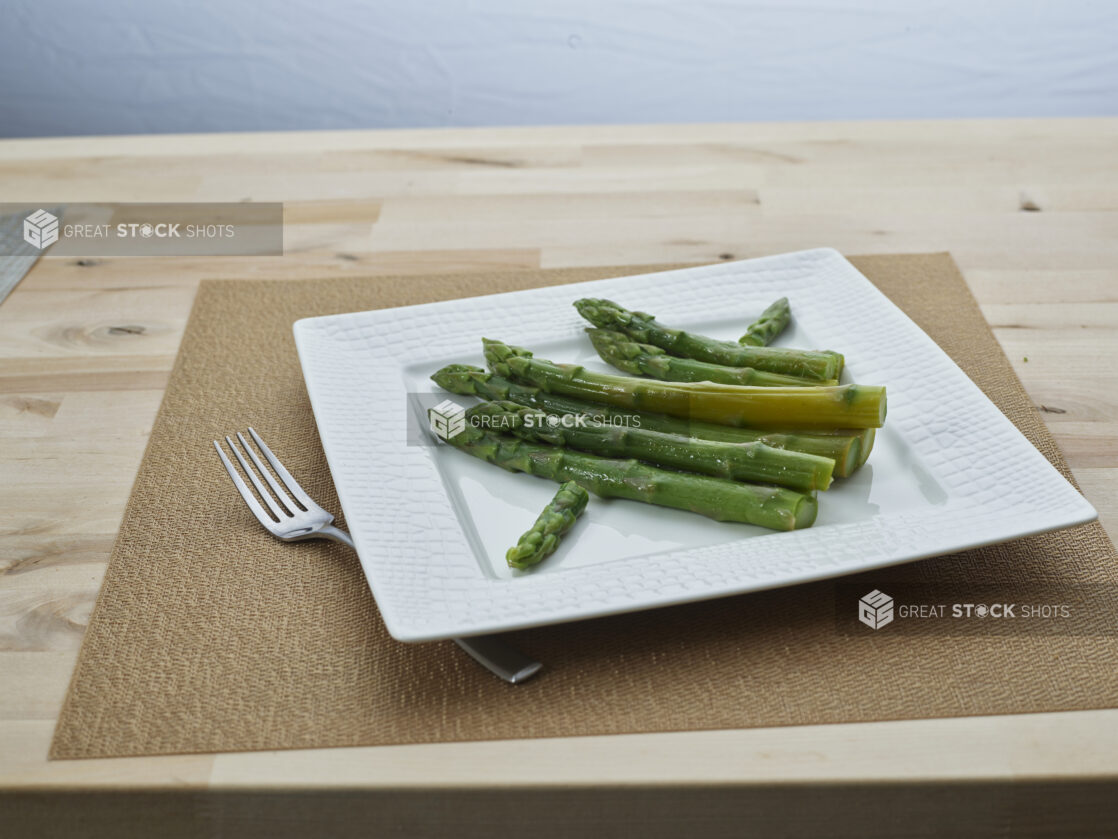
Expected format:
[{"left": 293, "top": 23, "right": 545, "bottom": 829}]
[
  {"left": 0, "top": 653, "right": 80, "bottom": 720},
  {"left": 14, "top": 249, "right": 540, "bottom": 293},
  {"left": 0, "top": 720, "right": 213, "bottom": 787},
  {"left": 209, "top": 710, "right": 1118, "bottom": 787}
]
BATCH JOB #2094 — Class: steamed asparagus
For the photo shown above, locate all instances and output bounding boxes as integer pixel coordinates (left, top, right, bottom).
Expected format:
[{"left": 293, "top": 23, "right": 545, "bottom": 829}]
[
  {"left": 739, "top": 297, "right": 792, "bottom": 346},
  {"left": 432, "top": 419, "right": 818, "bottom": 531},
  {"left": 855, "top": 427, "right": 877, "bottom": 467},
  {"left": 469, "top": 401, "right": 835, "bottom": 492},
  {"left": 431, "top": 364, "right": 867, "bottom": 476},
  {"left": 574, "top": 298, "right": 843, "bottom": 381},
  {"left": 505, "top": 481, "right": 589, "bottom": 569},
  {"left": 587, "top": 328, "right": 835, "bottom": 387},
  {"left": 483, "top": 339, "right": 885, "bottom": 430}
]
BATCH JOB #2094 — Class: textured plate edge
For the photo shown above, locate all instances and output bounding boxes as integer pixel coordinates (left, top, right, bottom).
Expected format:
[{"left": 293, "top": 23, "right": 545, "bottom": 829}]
[
  {"left": 434, "top": 504, "right": 1100, "bottom": 642},
  {"left": 293, "top": 316, "right": 415, "bottom": 641}
]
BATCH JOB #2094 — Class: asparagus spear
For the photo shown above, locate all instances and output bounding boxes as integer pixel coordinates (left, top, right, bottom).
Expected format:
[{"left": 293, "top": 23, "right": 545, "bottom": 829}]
[
  {"left": 574, "top": 298, "right": 843, "bottom": 381},
  {"left": 432, "top": 364, "right": 866, "bottom": 475},
  {"left": 856, "top": 428, "right": 877, "bottom": 467},
  {"left": 505, "top": 481, "right": 589, "bottom": 570},
  {"left": 740, "top": 297, "right": 791, "bottom": 346},
  {"left": 432, "top": 420, "right": 818, "bottom": 531},
  {"left": 483, "top": 339, "right": 885, "bottom": 430},
  {"left": 470, "top": 401, "right": 835, "bottom": 492},
  {"left": 587, "top": 328, "right": 835, "bottom": 387}
]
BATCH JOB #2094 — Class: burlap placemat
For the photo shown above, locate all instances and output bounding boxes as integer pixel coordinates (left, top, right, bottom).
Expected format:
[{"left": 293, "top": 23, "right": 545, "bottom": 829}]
[{"left": 51, "top": 253, "right": 1118, "bottom": 760}]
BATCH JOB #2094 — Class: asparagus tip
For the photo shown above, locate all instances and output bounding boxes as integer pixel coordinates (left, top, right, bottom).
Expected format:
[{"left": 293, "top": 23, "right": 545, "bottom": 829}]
[{"left": 431, "top": 363, "right": 486, "bottom": 393}]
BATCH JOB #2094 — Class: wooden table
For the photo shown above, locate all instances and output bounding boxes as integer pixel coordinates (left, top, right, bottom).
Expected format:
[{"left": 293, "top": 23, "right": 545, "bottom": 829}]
[{"left": 2, "top": 119, "right": 1117, "bottom": 837}]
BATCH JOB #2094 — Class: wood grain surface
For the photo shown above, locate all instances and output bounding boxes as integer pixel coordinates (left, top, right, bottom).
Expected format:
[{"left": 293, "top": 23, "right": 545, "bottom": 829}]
[{"left": 1, "top": 119, "right": 1117, "bottom": 835}]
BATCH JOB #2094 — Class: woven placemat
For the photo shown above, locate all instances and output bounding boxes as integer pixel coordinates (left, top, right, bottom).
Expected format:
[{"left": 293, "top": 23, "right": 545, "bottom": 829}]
[{"left": 51, "top": 253, "right": 1118, "bottom": 759}]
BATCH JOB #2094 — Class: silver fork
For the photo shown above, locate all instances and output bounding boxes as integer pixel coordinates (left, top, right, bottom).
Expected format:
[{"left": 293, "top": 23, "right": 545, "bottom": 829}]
[{"left": 213, "top": 427, "right": 542, "bottom": 684}]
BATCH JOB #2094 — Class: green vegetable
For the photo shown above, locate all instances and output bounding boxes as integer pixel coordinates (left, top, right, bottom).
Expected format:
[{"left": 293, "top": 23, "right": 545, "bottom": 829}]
[
  {"left": 587, "top": 327, "right": 834, "bottom": 387},
  {"left": 574, "top": 298, "right": 843, "bottom": 381},
  {"left": 483, "top": 339, "right": 884, "bottom": 430},
  {"left": 740, "top": 297, "right": 791, "bottom": 346},
  {"left": 431, "top": 420, "right": 818, "bottom": 531},
  {"left": 855, "top": 427, "right": 877, "bottom": 468},
  {"left": 505, "top": 481, "right": 589, "bottom": 570},
  {"left": 470, "top": 401, "right": 835, "bottom": 492},
  {"left": 431, "top": 364, "right": 869, "bottom": 477}
]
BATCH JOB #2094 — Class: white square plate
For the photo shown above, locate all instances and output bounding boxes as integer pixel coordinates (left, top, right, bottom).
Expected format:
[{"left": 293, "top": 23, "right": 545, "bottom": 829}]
[{"left": 293, "top": 248, "right": 1096, "bottom": 642}]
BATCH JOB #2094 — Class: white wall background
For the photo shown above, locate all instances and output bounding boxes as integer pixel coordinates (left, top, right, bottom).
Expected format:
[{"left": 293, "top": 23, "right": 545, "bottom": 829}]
[{"left": 2, "top": 0, "right": 1116, "bottom": 138}]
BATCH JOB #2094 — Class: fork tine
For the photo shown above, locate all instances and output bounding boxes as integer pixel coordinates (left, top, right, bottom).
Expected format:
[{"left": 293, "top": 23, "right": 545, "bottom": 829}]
[
  {"left": 236, "top": 431, "right": 301, "bottom": 515},
  {"left": 247, "top": 427, "right": 318, "bottom": 510},
  {"left": 213, "top": 440, "right": 278, "bottom": 530},
  {"left": 225, "top": 436, "right": 291, "bottom": 520}
]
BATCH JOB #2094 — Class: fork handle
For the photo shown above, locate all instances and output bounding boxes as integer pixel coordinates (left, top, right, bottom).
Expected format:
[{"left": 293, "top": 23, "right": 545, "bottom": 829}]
[
  {"left": 454, "top": 637, "right": 543, "bottom": 684},
  {"left": 318, "top": 524, "right": 355, "bottom": 549},
  {"left": 323, "top": 524, "right": 543, "bottom": 684}
]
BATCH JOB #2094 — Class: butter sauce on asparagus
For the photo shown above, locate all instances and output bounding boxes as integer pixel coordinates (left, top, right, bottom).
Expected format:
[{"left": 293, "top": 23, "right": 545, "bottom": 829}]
[
  {"left": 483, "top": 339, "right": 885, "bottom": 430},
  {"left": 587, "top": 327, "right": 836, "bottom": 387},
  {"left": 426, "top": 293, "right": 888, "bottom": 537},
  {"left": 574, "top": 298, "right": 843, "bottom": 381},
  {"left": 431, "top": 417, "right": 819, "bottom": 531},
  {"left": 430, "top": 364, "right": 871, "bottom": 477},
  {"left": 469, "top": 401, "right": 835, "bottom": 492}
]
